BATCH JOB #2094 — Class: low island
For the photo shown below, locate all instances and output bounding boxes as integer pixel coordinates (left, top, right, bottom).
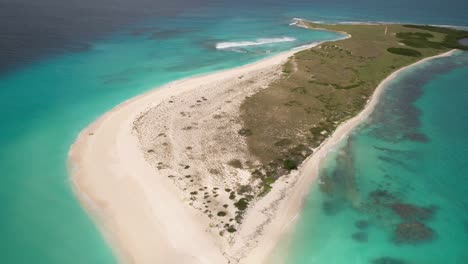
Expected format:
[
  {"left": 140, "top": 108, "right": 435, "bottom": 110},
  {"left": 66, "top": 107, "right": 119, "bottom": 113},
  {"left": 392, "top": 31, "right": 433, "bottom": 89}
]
[{"left": 69, "top": 20, "right": 468, "bottom": 263}]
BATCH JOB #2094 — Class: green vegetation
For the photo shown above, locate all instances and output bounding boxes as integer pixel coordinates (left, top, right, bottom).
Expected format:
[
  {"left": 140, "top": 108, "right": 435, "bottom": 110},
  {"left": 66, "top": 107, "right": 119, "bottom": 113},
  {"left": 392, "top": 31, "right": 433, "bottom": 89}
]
[
  {"left": 227, "top": 159, "right": 243, "bottom": 169},
  {"left": 239, "top": 22, "right": 466, "bottom": 197},
  {"left": 403, "top": 25, "right": 468, "bottom": 50},
  {"left": 395, "top": 32, "right": 442, "bottom": 49},
  {"left": 238, "top": 128, "right": 253, "bottom": 136},
  {"left": 283, "top": 159, "right": 298, "bottom": 171},
  {"left": 274, "top": 138, "right": 293, "bottom": 147},
  {"left": 256, "top": 176, "right": 274, "bottom": 197},
  {"left": 234, "top": 198, "right": 249, "bottom": 211},
  {"left": 387, "top": 47, "right": 422, "bottom": 57},
  {"left": 282, "top": 60, "right": 294, "bottom": 73},
  {"left": 237, "top": 185, "right": 252, "bottom": 195},
  {"left": 227, "top": 226, "right": 237, "bottom": 233},
  {"left": 217, "top": 211, "right": 227, "bottom": 217}
]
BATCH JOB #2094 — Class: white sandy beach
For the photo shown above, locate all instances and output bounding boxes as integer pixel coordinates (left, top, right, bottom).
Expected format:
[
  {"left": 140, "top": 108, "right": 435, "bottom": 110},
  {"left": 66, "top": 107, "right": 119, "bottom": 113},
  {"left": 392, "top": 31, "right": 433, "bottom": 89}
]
[
  {"left": 249, "top": 48, "right": 458, "bottom": 264},
  {"left": 68, "top": 30, "right": 456, "bottom": 263},
  {"left": 69, "top": 47, "right": 306, "bottom": 264}
]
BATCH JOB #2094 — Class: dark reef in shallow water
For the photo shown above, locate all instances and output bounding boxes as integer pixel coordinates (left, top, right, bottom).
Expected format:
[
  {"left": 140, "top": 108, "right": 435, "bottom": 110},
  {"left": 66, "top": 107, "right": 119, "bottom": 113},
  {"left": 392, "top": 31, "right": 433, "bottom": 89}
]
[
  {"left": 365, "top": 54, "right": 464, "bottom": 146},
  {"left": 394, "top": 221, "right": 435, "bottom": 244},
  {"left": 391, "top": 202, "right": 436, "bottom": 221},
  {"left": 322, "top": 200, "right": 343, "bottom": 216},
  {"left": 373, "top": 146, "right": 416, "bottom": 160},
  {"left": 372, "top": 256, "right": 406, "bottom": 264},
  {"left": 352, "top": 231, "right": 368, "bottom": 242},
  {"left": 319, "top": 140, "right": 360, "bottom": 206},
  {"left": 355, "top": 220, "right": 370, "bottom": 229},
  {"left": 369, "top": 189, "right": 397, "bottom": 205},
  {"left": 403, "top": 132, "right": 430, "bottom": 143},
  {"left": 378, "top": 156, "right": 414, "bottom": 171}
]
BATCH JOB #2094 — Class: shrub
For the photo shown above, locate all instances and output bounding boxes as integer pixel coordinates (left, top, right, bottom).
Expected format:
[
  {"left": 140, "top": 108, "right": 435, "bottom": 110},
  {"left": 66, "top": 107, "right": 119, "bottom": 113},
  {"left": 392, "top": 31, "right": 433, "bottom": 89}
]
[
  {"left": 283, "top": 159, "right": 298, "bottom": 171},
  {"left": 274, "top": 138, "right": 293, "bottom": 147},
  {"left": 234, "top": 198, "right": 249, "bottom": 211},
  {"left": 227, "top": 159, "right": 243, "bottom": 169},
  {"left": 237, "top": 185, "right": 252, "bottom": 195},
  {"left": 217, "top": 211, "right": 227, "bottom": 217},
  {"left": 387, "top": 47, "right": 422, "bottom": 57},
  {"left": 238, "top": 128, "right": 253, "bottom": 136}
]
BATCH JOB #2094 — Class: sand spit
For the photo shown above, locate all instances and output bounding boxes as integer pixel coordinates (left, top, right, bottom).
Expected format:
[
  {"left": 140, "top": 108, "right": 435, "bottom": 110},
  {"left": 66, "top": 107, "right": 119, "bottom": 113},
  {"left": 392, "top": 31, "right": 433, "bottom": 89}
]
[
  {"left": 69, "top": 28, "right": 455, "bottom": 263},
  {"left": 70, "top": 47, "right": 305, "bottom": 263}
]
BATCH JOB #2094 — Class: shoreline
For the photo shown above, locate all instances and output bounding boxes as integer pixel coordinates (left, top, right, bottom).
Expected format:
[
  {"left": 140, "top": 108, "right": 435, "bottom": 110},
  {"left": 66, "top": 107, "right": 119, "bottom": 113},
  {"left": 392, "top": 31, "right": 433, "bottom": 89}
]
[
  {"left": 67, "top": 40, "right": 336, "bottom": 263},
  {"left": 67, "top": 25, "right": 456, "bottom": 262},
  {"left": 299, "top": 18, "right": 468, "bottom": 31},
  {"left": 248, "top": 48, "right": 458, "bottom": 264}
]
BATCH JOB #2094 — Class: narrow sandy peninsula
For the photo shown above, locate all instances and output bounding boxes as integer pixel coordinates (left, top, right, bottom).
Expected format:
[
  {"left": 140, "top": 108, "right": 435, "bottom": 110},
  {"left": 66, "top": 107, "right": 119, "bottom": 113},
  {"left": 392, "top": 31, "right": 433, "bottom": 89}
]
[
  {"left": 69, "top": 21, "right": 467, "bottom": 264},
  {"left": 69, "top": 48, "right": 307, "bottom": 263}
]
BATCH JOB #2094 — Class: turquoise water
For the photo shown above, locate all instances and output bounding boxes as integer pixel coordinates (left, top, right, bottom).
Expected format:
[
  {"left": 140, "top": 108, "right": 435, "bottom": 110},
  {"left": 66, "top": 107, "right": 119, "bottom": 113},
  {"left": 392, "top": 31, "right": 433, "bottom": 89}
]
[
  {"left": 2, "top": 1, "right": 468, "bottom": 263},
  {"left": 0, "top": 6, "right": 342, "bottom": 263},
  {"left": 286, "top": 51, "right": 468, "bottom": 263}
]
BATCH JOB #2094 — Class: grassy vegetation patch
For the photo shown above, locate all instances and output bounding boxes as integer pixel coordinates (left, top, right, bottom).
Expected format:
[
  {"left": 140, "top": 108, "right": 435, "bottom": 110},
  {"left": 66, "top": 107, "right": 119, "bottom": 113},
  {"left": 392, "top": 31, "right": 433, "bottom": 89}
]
[
  {"left": 274, "top": 138, "right": 293, "bottom": 147},
  {"left": 258, "top": 176, "right": 274, "bottom": 196},
  {"left": 387, "top": 47, "right": 422, "bottom": 57},
  {"left": 284, "top": 100, "right": 302, "bottom": 107},
  {"left": 395, "top": 32, "right": 443, "bottom": 49},
  {"left": 309, "top": 80, "right": 366, "bottom": 90},
  {"left": 239, "top": 22, "right": 465, "bottom": 199},
  {"left": 291, "top": 87, "right": 307, "bottom": 94},
  {"left": 403, "top": 25, "right": 468, "bottom": 50},
  {"left": 282, "top": 59, "right": 294, "bottom": 74},
  {"left": 398, "top": 32, "right": 434, "bottom": 39}
]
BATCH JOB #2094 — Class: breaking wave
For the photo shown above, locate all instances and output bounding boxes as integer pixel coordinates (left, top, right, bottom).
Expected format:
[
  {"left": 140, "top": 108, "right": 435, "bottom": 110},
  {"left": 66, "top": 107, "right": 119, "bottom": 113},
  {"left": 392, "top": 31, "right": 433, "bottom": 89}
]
[{"left": 215, "top": 37, "right": 296, "bottom": 49}]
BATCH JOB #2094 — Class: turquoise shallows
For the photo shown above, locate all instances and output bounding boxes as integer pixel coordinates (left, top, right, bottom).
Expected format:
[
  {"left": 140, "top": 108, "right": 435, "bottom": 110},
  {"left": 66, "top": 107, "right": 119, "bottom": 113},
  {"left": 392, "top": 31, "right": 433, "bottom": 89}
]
[
  {"left": 286, "top": 51, "right": 468, "bottom": 264},
  {"left": 0, "top": 8, "right": 341, "bottom": 264},
  {"left": 2, "top": 1, "right": 468, "bottom": 262}
]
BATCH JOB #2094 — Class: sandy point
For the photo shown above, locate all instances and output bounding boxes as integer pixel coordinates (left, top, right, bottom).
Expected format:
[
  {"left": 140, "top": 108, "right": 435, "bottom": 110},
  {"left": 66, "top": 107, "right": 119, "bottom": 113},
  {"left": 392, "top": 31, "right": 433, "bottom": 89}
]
[{"left": 68, "top": 30, "right": 456, "bottom": 263}]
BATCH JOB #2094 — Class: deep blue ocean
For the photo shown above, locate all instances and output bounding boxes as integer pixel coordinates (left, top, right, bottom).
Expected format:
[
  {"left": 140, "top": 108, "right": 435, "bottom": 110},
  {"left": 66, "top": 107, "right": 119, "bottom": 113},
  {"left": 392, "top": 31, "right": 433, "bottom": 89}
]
[{"left": 1, "top": 0, "right": 467, "bottom": 263}]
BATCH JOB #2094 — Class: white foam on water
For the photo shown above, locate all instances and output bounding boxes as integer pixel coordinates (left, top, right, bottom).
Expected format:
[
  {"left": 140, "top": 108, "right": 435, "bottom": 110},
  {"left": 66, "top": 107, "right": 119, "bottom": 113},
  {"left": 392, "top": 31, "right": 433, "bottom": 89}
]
[{"left": 216, "top": 37, "right": 296, "bottom": 49}]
